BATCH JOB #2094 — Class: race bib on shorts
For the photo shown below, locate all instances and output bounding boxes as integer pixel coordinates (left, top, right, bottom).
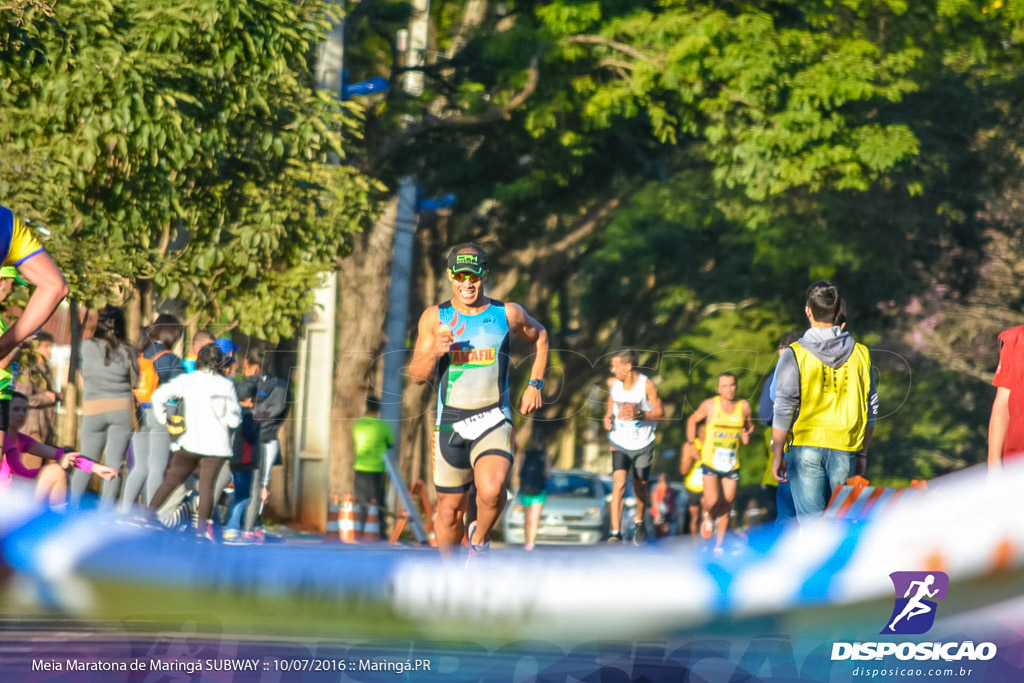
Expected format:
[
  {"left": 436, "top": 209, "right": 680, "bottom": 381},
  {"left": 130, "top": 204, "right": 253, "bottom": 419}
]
[
  {"left": 452, "top": 407, "right": 505, "bottom": 441},
  {"left": 712, "top": 447, "right": 737, "bottom": 472}
]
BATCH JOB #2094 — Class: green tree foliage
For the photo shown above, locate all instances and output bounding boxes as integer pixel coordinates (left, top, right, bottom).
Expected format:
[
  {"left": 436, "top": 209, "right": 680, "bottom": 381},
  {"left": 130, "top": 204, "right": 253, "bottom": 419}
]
[
  {"left": 0, "top": 0, "right": 383, "bottom": 340},
  {"left": 0, "top": 0, "right": 1015, "bottom": 482},
  {"left": 336, "top": 0, "right": 1023, "bottom": 477}
]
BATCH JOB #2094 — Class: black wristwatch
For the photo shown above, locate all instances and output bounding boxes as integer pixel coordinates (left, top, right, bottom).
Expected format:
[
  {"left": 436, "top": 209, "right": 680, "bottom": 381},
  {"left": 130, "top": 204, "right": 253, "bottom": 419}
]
[{"left": 527, "top": 379, "right": 544, "bottom": 391}]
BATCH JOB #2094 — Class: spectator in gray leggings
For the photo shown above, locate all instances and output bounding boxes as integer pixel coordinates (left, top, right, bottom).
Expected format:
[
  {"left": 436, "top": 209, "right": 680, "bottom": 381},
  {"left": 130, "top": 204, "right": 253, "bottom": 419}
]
[
  {"left": 69, "top": 305, "right": 135, "bottom": 509},
  {"left": 118, "top": 314, "right": 184, "bottom": 511}
]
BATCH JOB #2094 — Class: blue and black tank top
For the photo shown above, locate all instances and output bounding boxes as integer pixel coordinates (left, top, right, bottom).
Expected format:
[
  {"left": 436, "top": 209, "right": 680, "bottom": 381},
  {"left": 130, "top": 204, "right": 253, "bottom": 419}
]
[{"left": 435, "top": 299, "right": 512, "bottom": 425}]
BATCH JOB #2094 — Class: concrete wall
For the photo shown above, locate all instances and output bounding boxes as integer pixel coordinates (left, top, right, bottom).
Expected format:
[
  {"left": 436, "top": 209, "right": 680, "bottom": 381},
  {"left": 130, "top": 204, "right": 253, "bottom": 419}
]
[{"left": 290, "top": 273, "right": 337, "bottom": 531}]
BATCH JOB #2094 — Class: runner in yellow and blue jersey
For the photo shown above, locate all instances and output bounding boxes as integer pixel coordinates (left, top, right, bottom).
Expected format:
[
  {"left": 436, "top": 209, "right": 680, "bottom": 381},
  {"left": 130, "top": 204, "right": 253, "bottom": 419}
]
[
  {"left": 0, "top": 206, "right": 68, "bottom": 438},
  {"left": 409, "top": 243, "right": 548, "bottom": 559}
]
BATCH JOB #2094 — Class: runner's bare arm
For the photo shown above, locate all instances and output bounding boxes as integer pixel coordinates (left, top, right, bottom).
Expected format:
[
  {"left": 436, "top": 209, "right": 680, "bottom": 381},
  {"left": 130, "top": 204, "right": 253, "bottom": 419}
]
[
  {"left": 603, "top": 392, "right": 614, "bottom": 431},
  {"left": 680, "top": 446, "right": 697, "bottom": 475},
  {"left": 0, "top": 252, "right": 67, "bottom": 360},
  {"left": 740, "top": 400, "right": 754, "bottom": 444},
  {"left": 0, "top": 338, "right": 26, "bottom": 370},
  {"left": 683, "top": 400, "right": 709, "bottom": 461},
  {"left": 408, "top": 306, "right": 445, "bottom": 385},
  {"left": 507, "top": 303, "right": 547, "bottom": 415},
  {"left": 644, "top": 378, "right": 664, "bottom": 420},
  {"left": 686, "top": 400, "right": 709, "bottom": 444},
  {"left": 988, "top": 387, "right": 1010, "bottom": 470}
]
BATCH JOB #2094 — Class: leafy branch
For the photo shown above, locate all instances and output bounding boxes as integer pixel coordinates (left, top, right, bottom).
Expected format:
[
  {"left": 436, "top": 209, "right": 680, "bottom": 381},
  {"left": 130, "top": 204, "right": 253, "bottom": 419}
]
[{"left": 375, "top": 49, "right": 542, "bottom": 161}]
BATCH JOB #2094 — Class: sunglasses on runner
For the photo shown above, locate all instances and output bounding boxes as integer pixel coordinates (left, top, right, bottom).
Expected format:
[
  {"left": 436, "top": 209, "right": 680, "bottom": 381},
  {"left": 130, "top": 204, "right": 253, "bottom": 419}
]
[{"left": 451, "top": 271, "right": 483, "bottom": 283}]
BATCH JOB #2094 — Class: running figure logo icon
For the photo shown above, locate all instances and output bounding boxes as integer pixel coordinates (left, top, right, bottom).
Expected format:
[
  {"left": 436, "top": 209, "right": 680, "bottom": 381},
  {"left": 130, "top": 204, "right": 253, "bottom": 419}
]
[{"left": 882, "top": 571, "right": 949, "bottom": 635}]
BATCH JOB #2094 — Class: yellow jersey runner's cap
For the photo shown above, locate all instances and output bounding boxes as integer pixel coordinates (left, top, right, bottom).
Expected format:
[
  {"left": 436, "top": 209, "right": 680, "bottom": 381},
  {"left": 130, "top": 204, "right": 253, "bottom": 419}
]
[{"left": 0, "top": 266, "right": 27, "bottom": 286}]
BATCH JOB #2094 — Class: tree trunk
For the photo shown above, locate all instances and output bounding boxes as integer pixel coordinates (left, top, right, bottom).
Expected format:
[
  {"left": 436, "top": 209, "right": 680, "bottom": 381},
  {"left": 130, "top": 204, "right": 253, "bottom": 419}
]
[
  {"left": 446, "top": 0, "right": 488, "bottom": 60},
  {"left": 140, "top": 280, "right": 154, "bottom": 332},
  {"left": 126, "top": 286, "right": 142, "bottom": 346},
  {"left": 400, "top": 381, "right": 431, "bottom": 485},
  {"left": 327, "top": 196, "right": 399, "bottom": 499},
  {"left": 397, "top": 211, "right": 446, "bottom": 502}
]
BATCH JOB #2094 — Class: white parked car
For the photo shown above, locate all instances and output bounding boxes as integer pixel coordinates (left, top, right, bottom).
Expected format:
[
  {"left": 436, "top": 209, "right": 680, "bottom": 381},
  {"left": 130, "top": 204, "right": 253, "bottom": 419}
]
[{"left": 503, "top": 469, "right": 609, "bottom": 545}]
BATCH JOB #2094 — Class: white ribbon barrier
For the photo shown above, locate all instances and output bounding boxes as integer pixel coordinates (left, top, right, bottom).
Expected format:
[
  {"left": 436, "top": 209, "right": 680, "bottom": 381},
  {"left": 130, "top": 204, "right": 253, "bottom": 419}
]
[{"left": 0, "top": 462, "right": 1021, "bottom": 641}]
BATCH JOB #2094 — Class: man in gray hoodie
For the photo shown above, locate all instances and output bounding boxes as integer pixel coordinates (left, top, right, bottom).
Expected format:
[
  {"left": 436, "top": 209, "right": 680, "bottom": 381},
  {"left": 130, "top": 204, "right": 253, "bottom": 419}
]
[{"left": 771, "top": 281, "right": 879, "bottom": 520}]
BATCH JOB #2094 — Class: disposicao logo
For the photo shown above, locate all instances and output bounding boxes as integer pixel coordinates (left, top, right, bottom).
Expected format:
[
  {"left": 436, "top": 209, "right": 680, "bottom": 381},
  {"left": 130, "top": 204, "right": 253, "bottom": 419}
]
[
  {"left": 831, "top": 571, "right": 997, "bottom": 662},
  {"left": 882, "top": 571, "right": 948, "bottom": 635}
]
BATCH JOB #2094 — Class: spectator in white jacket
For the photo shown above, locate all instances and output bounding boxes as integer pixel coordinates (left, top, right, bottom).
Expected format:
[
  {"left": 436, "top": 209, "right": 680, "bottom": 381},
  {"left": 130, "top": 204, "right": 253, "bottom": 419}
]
[{"left": 146, "top": 343, "right": 241, "bottom": 540}]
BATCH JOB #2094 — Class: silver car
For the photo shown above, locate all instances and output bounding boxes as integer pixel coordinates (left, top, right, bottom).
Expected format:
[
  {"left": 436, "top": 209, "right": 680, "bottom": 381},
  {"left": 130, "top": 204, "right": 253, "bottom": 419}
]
[{"left": 503, "top": 469, "right": 608, "bottom": 545}]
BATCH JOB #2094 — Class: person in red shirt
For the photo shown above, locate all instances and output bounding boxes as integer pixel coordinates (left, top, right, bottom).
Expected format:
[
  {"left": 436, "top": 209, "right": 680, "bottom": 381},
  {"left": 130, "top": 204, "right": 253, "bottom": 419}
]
[{"left": 988, "top": 326, "right": 1024, "bottom": 468}]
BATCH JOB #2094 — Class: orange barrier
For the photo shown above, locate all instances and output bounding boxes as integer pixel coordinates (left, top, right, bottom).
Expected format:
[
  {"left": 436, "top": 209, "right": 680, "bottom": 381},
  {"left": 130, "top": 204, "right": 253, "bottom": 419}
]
[
  {"left": 389, "top": 480, "right": 437, "bottom": 546},
  {"left": 361, "top": 499, "right": 382, "bottom": 542},
  {"left": 339, "top": 494, "right": 361, "bottom": 544},
  {"left": 824, "top": 476, "right": 928, "bottom": 521},
  {"left": 326, "top": 495, "right": 342, "bottom": 542}
]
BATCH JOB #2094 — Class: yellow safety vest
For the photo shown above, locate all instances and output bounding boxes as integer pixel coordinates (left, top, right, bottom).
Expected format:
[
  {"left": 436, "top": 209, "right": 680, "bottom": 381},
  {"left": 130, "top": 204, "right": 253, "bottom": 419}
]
[
  {"left": 790, "top": 341, "right": 871, "bottom": 452},
  {"left": 700, "top": 396, "right": 744, "bottom": 473}
]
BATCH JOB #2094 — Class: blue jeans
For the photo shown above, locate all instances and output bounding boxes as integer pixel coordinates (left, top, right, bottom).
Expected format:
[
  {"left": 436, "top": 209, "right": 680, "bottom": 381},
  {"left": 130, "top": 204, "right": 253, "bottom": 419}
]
[
  {"left": 775, "top": 479, "right": 796, "bottom": 522},
  {"left": 226, "top": 471, "right": 253, "bottom": 531},
  {"left": 787, "top": 446, "right": 855, "bottom": 520}
]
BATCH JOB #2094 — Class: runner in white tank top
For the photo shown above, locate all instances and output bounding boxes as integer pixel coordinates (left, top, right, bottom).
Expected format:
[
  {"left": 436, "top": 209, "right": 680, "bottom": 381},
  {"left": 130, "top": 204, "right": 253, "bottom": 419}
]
[
  {"left": 603, "top": 349, "right": 664, "bottom": 545},
  {"left": 609, "top": 372, "right": 656, "bottom": 451}
]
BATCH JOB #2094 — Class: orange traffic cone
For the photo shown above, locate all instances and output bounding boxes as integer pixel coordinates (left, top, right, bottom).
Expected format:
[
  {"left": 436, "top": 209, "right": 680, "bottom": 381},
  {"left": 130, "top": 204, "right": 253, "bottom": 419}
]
[
  {"left": 361, "top": 499, "right": 381, "bottom": 542},
  {"left": 339, "top": 494, "right": 361, "bottom": 544},
  {"left": 326, "top": 495, "right": 342, "bottom": 542}
]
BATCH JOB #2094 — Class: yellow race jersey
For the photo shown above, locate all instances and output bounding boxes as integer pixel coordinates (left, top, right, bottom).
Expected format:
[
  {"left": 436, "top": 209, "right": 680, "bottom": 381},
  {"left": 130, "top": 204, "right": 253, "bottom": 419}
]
[
  {"left": 700, "top": 396, "right": 745, "bottom": 473},
  {"left": 0, "top": 205, "right": 45, "bottom": 399},
  {"left": 685, "top": 436, "right": 704, "bottom": 493},
  {"left": 0, "top": 205, "right": 44, "bottom": 268}
]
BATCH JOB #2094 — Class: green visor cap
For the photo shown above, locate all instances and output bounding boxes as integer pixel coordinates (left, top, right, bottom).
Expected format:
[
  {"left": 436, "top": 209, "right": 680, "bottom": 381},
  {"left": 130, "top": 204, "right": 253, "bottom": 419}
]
[{"left": 0, "top": 267, "right": 27, "bottom": 286}]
